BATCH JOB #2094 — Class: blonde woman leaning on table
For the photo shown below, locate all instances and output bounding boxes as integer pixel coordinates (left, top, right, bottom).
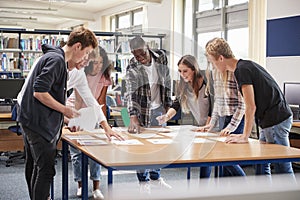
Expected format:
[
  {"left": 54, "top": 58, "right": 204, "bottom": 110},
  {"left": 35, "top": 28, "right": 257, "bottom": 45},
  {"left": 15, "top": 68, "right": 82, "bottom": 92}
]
[
  {"left": 66, "top": 46, "right": 121, "bottom": 200},
  {"left": 197, "top": 68, "right": 246, "bottom": 177}
]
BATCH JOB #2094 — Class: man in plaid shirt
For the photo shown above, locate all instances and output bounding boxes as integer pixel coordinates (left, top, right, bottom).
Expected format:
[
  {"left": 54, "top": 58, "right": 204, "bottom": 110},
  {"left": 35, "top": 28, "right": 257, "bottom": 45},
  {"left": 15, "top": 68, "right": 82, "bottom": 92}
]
[{"left": 125, "top": 36, "right": 172, "bottom": 193}]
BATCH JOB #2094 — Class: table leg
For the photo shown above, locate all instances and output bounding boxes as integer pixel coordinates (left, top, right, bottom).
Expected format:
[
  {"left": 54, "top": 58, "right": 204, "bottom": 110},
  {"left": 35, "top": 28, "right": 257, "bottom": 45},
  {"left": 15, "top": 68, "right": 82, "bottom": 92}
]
[
  {"left": 81, "top": 153, "right": 88, "bottom": 200},
  {"left": 62, "top": 141, "right": 69, "bottom": 200},
  {"left": 214, "top": 166, "right": 219, "bottom": 177},
  {"left": 107, "top": 168, "right": 113, "bottom": 185},
  {"left": 219, "top": 166, "right": 223, "bottom": 177},
  {"left": 187, "top": 167, "right": 191, "bottom": 179}
]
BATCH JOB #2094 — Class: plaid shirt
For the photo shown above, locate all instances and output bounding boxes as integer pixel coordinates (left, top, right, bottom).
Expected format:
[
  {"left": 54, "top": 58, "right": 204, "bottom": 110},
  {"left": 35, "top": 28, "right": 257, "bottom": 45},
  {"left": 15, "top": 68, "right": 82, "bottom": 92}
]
[
  {"left": 125, "top": 49, "right": 172, "bottom": 127},
  {"left": 210, "top": 70, "right": 245, "bottom": 132}
]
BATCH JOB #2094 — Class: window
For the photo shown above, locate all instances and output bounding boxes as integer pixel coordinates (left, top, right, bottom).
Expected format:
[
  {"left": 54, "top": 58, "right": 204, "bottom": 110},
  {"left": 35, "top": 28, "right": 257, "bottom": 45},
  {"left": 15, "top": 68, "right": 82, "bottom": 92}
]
[
  {"left": 184, "top": 0, "right": 249, "bottom": 69},
  {"left": 110, "top": 8, "right": 143, "bottom": 33},
  {"left": 118, "top": 13, "right": 131, "bottom": 29},
  {"left": 133, "top": 10, "right": 143, "bottom": 26}
]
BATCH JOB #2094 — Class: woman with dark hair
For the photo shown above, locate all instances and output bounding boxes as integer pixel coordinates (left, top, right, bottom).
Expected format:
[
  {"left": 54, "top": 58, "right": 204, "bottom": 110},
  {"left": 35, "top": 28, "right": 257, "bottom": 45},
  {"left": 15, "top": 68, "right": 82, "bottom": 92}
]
[{"left": 67, "top": 46, "right": 113, "bottom": 200}]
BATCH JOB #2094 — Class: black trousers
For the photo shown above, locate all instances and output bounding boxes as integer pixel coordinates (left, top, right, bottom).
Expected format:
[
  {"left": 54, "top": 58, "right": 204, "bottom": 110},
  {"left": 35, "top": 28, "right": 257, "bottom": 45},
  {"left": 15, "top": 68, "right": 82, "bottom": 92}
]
[{"left": 21, "top": 125, "right": 58, "bottom": 200}]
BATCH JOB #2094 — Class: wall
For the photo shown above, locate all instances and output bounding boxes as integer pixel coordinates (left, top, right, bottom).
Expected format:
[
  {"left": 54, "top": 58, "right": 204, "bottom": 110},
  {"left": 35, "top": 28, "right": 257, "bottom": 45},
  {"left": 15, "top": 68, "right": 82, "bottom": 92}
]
[
  {"left": 90, "top": 0, "right": 177, "bottom": 77},
  {"left": 266, "top": 0, "right": 300, "bottom": 89}
]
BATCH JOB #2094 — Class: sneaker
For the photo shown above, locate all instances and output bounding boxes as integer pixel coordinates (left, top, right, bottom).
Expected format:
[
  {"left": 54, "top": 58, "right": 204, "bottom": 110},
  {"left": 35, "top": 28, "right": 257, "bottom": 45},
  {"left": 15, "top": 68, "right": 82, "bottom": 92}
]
[
  {"left": 151, "top": 177, "right": 172, "bottom": 189},
  {"left": 92, "top": 189, "right": 104, "bottom": 200},
  {"left": 76, "top": 187, "right": 82, "bottom": 197},
  {"left": 139, "top": 181, "right": 151, "bottom": 194}
]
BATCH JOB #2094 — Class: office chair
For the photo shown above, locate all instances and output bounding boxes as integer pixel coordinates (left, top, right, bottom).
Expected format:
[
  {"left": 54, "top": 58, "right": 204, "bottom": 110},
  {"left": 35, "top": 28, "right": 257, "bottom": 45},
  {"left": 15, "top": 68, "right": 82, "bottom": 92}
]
[
  {"left": 5, "top": 104, "right": 25, "bottom": 167},
  {"left": 8, "top": 104, "right": 22, "bottom": 135}
]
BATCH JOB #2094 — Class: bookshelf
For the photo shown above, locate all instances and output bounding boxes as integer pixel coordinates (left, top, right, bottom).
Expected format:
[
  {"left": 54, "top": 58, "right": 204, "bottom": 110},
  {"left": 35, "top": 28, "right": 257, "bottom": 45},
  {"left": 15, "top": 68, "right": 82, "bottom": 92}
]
[
  {"left": 0, "top": 28, "right": 116, "bottom": 77},
  {"left": 0, "top": 28, "right": 165, "bottom": 79}
]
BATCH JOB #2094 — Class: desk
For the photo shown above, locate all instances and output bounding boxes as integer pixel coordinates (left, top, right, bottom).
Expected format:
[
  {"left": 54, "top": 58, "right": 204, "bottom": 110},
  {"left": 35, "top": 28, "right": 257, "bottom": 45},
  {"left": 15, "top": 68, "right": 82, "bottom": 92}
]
[
  {"left": 291, "top": 122, "right": 300, "bottom": 148},
  {"left": 293, "top": 121, "right": 300, "bottom": 128},
  {"left": 61, "top": 125, "right": 300, "bottom": 200},
  {"left": 0, "top": 112, "right": 12, "bottom": 121}
]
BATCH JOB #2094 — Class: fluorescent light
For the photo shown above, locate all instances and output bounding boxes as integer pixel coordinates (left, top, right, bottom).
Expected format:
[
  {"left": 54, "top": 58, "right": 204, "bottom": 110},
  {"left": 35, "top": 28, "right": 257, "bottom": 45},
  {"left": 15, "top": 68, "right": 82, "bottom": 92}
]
[
  {"left": 39, "top": 0, "right": 87, "bottom": 2},
  {"left": 0, "top": 7, "right": 57, "bottom": 12},
  {"left": 0, "top": 16, "right": 37, "bottom": 21}
]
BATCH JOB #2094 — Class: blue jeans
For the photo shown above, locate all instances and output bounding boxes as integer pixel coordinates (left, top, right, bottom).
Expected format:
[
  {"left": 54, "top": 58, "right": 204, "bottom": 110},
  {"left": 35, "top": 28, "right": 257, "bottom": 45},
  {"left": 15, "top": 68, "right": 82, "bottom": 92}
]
[
  {"left": 136, "top": 105, "right": 165, "bottom": 182},
  {"left": 70, "top": 146, "right": 101, "bottom": 182},
  {"left": 200, "top": 115, "right": 246, "bottom": 178},
  {"left": 256, "top": 115, "right": 294, "bottom": 175}
]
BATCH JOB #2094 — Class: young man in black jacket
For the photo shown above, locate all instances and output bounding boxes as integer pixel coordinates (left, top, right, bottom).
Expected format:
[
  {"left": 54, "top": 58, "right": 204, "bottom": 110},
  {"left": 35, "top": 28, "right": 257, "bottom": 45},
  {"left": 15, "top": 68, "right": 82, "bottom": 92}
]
[{"left": 19, "top": 27, "right": 98, "bottom": 200}]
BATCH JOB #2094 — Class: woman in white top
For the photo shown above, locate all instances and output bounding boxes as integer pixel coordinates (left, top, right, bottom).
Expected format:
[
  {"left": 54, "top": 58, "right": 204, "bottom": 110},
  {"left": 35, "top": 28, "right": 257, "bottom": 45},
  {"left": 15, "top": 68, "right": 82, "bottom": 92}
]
[{"left": 67, "top": 46, "right": 115, "bottom": 199}]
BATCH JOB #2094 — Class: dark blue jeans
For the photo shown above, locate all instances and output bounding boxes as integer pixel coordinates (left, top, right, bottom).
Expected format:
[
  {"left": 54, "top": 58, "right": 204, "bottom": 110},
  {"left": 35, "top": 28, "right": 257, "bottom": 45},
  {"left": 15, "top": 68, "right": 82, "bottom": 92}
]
[
  {"left": 136, "top": 105, "right": 165, "bottom": 182},
  {"left": 200, "top": 116, "right": 246, "bottom": 178}
]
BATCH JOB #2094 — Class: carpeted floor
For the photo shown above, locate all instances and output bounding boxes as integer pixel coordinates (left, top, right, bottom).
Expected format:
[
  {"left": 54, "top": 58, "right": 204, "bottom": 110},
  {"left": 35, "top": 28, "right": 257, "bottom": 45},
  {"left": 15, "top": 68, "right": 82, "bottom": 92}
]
[{"left": 1, "top": 154, "right": 299, "bottom": 200}]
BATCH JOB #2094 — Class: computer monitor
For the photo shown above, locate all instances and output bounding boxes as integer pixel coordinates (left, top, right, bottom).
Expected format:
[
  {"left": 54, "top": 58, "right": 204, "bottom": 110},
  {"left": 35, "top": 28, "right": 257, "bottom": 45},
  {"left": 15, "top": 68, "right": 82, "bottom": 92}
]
[
  {"left": 0, "top": 79, "right": 25, "bottom": 100},
  {"left": 283, "top": 82, "right": 300, "bottom": 121},
  {"left": 283, "top": 82, "right": 300, "bottom": 106}
]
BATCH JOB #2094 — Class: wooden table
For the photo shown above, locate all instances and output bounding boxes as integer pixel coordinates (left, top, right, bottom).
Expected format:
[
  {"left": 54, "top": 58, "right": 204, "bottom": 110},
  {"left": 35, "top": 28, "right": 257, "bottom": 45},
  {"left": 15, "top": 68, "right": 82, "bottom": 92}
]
[
  {"left": 0, "top": 112, "right": 23, "bottom": 152},
  {"left": 0, "top": 112, "right": 12, "bottom": 121},
  {"left": 293, "top": 121, "right": 300, "bottom": 128},
  {"left": 61, "top": 125, "right": 300, "bottom": 200}
]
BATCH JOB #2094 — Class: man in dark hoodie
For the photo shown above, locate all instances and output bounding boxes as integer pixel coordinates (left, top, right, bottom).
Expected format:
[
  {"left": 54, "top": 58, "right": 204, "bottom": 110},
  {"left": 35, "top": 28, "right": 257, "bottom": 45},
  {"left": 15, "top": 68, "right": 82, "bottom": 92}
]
[{"left": 19, "top": 27, "right": 98, "bottom": 200}]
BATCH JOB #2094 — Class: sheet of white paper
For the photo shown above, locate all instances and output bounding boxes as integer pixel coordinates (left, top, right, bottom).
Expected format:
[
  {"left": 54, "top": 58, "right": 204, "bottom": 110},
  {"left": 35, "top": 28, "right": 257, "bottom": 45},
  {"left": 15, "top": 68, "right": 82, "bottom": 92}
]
[
  {"left": 159, "top": 132, "right": 178, "bottom": 138},
  {"left": 147, "top": 139, "right": 173, "bottom": 144},
  {"left": 168, "top": 126, "right": 182, "bottom": 130},
  {"left": 93, "top": 134, "right": 108, "bottom": 139},
  {"left": 64, "top": 135, "right": 95, "bottom": 140},
  {"left": 131, "top": 133, "right": 163, "bottom": 139},
  {"left": 111, "top": 139, "right": 144, "bottom": 145},
  {"left": 193, "top": 138, "right": 215, "bottom": 143},
  {"left": 194, "top": 132, "right": 218, "bottom": 137},
  {"left": 208, "top": 137, "right": 258, "bottom": 143},
  {"left": 68, "top": 106, "right": 98, "bottom": 131},
  {"left": 142, "top": 127, "right": 172, "bottom": 133},
  {"left": 208, "top": 137, "right": 227, "bottom": 142},
  {"left": 87, "top": 129, "right": 106, "bottom": 134},
  {"left": 112, "top": 127, "right": 128, "bottom": 132},
  {"left": 77, "top": 139, "right": 107, "bottom": 146}
]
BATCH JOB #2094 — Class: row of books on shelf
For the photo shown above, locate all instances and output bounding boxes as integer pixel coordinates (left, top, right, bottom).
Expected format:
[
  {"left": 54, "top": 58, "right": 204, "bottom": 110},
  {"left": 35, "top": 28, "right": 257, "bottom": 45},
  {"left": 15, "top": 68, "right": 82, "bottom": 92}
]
[{"left": 1, "top": 36, "right": 160, "bottom": 54}]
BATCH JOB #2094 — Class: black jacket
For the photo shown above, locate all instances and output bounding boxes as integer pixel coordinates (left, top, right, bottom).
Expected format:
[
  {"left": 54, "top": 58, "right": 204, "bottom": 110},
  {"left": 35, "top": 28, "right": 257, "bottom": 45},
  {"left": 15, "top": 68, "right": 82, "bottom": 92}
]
[{"left": 20, "top": 44, "right": 67, "bottom": 142}]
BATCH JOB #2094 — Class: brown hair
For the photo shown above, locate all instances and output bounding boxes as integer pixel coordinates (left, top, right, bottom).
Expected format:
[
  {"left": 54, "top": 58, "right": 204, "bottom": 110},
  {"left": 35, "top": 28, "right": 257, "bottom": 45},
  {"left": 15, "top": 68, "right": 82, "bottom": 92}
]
[
  {"left": 177, "top": 55, "right": 205, "bottom": 113},
  {"left": 67, "top": 26, "right": 98, "bottom": 49}
]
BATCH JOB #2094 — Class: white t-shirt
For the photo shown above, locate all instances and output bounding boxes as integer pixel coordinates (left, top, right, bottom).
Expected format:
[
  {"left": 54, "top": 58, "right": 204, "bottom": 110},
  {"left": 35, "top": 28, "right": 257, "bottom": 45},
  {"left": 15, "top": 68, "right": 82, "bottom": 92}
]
[{"left": 143, "top": 58, "right": 161, "bottom": 110}]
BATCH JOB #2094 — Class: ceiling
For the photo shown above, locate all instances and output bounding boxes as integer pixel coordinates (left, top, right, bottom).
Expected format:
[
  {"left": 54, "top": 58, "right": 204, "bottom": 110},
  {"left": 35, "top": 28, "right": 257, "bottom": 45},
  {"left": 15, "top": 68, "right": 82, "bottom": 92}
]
[{"left": 0, "top": 0, "right": 161, "bottom": 30}]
